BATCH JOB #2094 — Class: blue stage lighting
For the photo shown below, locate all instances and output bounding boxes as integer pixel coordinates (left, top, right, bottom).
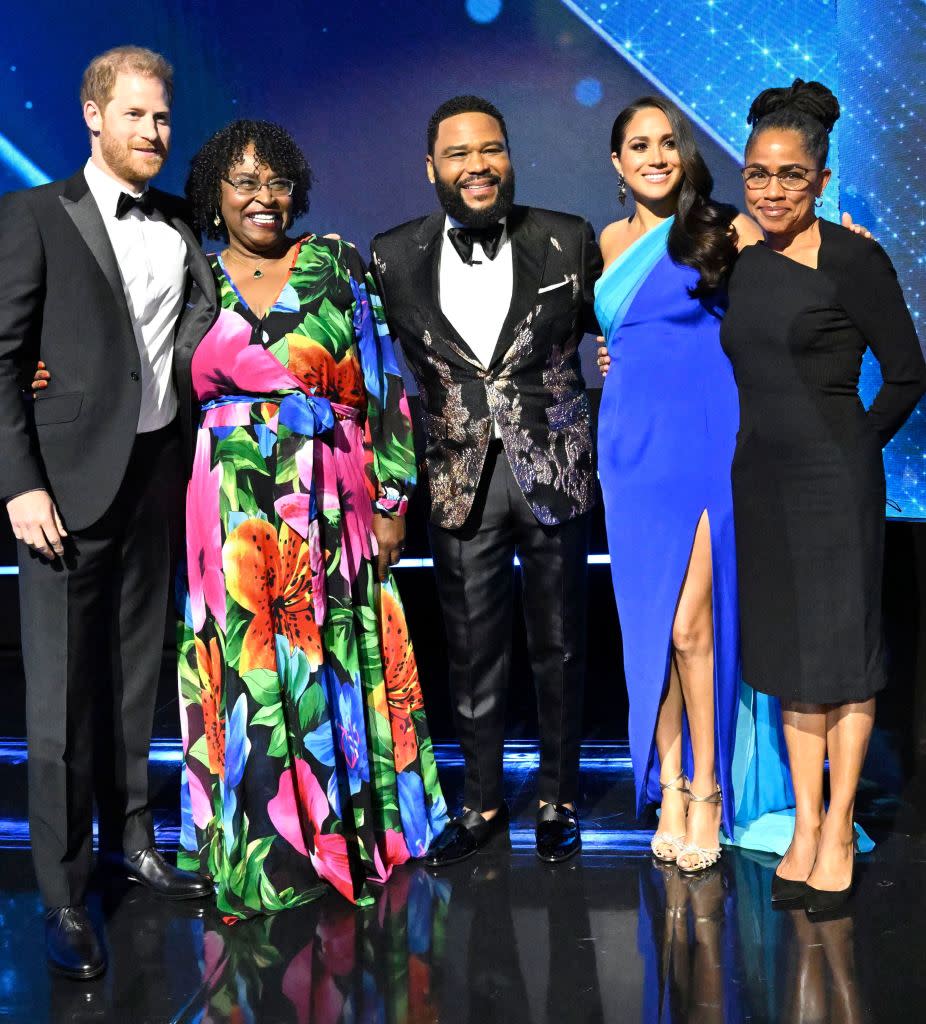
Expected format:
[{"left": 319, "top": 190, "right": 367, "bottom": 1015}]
[
  {"left": 465, "top": 0, "right": 503, "bottom": 24},
  {"left": 575, "top": 77, "right": 603, "bottom": 107}
]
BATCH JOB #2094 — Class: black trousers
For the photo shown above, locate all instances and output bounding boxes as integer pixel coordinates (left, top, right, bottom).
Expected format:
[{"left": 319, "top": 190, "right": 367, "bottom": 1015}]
[
  {"left": 428, "top": 442, "right": 589, "bottom": 811},
  {"left": 19, "top": 421, "right": 182, "bottom": 909}
]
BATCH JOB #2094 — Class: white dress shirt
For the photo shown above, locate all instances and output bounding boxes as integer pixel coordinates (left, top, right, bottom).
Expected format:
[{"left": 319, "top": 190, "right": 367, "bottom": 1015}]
[
  {"left": 84, "top": 158, "right": 187, "bottom": 432},
  {"left": 438, "top": 216, "right": 513, "bottom": 370}
]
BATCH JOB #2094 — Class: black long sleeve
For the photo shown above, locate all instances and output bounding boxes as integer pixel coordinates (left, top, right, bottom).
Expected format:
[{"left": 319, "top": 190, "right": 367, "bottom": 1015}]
[
  {"left": 833, "top": 234, "right": 926, "bottom": 447},
  {"left": 0, "top": 190, "right": 47, "bottom": 500}
]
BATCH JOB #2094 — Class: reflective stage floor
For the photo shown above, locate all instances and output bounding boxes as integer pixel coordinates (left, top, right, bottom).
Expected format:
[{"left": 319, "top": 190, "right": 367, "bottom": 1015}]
[{"left": 1, "top": 743, "right": 925, "bottom": 1023}]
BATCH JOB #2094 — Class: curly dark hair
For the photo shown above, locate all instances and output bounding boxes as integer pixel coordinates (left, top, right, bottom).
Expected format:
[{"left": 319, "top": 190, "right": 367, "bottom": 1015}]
[
  {"left": 185, "top": 119, "right": 313, "bottom": 239},
  {"left": 427, "top": 95, "right": 509, "bottom": 155},
  {"left": 745, "top": 79, "right": 840, "bottom": 167},
  {"left": 610, "top": 96, "right": 738, "bottom": 298}
]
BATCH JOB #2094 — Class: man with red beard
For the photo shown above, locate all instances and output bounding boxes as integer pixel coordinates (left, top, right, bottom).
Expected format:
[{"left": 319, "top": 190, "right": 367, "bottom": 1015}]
[
  {"left": 0, "top": 46, "right": 212, "bottom": 979},
  {"left": 371, "top": 96, "right": 602, "bottom": 867}
]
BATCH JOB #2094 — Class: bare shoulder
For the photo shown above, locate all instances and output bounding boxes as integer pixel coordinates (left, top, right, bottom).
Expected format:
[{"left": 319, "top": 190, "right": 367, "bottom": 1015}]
[
  {"left": 731, "top": 213, "right": 764, "bottom": 250},
  {"left": 600, "top": 218, "right": 634, "bottom": 266}
]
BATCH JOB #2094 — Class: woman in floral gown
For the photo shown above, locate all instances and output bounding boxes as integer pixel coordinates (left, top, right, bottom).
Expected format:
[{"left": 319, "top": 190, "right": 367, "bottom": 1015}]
[{"left": 176, "top": 120, "right": 447, "bottom": 918}]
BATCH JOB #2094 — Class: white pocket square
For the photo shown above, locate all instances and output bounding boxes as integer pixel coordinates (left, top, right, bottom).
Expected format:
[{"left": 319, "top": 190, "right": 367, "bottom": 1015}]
[{"left": 538, "top": 277, "right": 571, "bottom": 294}]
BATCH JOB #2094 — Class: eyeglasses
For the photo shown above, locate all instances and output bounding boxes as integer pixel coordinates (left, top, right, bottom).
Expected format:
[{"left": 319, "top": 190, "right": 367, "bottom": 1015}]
[
  {"left": 741, "top": 167, "right": 816, "bottom": 191},
  {"left": 222, "top": 176, "right": 295, "bottom": 196}
]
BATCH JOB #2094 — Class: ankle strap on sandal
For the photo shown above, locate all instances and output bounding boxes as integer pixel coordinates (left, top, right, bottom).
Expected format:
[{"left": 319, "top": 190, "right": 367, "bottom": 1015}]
[
  {"left": 658, "top": 771, "right": 689, "bottom": 793},
  {"left": 687, "top": 785, "right": 722, "bottom": 804}
]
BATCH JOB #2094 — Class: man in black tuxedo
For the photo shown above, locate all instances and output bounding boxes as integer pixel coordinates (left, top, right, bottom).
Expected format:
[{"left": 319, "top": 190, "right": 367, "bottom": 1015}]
[
  {"left": 0, "top": 46, "right": 213, "bottom": 979},
  {"left": 371, "top": 96, "right": 602, "bottom": 866}
]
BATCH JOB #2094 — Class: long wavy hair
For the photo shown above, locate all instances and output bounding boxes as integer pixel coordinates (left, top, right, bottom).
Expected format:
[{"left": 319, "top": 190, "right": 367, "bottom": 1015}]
[{"left": 611, "top": 96, "right": 737, "bottom": 297}]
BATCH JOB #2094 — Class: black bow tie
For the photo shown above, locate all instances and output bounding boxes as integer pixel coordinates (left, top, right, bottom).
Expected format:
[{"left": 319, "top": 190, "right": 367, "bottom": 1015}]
[
  {"left": 115, "top": 191, "right": 154, "bottom": 219},
  {"left": 447, "top": 223, "right": 505, "bottom": 265}
]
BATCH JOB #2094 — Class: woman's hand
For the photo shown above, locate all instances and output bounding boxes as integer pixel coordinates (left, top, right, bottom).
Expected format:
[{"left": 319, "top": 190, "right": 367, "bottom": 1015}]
[
  {"left": 596, "top": 337, "right": 611, "bottom": 378},
  {"left": 371, "top": 512, "right": 406, "bottom": 582},
  {"left": 841, "top": 212, "right": 873, "bottom": 239}
]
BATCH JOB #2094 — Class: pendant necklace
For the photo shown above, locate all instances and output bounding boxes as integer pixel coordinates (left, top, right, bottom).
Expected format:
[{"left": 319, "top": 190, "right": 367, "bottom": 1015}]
[{"left": 223, "top": 249, "right": 276, "bottom": 278}]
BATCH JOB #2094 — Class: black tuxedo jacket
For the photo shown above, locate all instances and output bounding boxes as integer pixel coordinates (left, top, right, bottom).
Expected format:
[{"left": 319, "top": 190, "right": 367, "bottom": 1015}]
[
  {"left": 371, "top": 205, "right": 602, "bottom": 529},
  {"left": 0, "top": 170, "right": 216, "bottom": 530}
]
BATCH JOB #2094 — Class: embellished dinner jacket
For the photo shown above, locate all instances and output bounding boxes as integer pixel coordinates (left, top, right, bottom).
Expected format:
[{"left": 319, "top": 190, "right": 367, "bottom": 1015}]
[{"left": 371, "top": 205, "right": 602, "bottom": 529}]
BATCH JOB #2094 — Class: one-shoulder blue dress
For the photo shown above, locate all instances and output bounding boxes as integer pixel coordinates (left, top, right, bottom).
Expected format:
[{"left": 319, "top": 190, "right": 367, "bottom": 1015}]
[{"left": 595, "top": 220, "right": 826, "bottom": 853}]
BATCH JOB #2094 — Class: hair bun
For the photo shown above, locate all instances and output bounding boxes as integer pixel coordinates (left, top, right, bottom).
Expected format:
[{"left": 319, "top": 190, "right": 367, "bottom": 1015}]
[{"left": 747, "top": 79, "right": 840, "bottom": 134}]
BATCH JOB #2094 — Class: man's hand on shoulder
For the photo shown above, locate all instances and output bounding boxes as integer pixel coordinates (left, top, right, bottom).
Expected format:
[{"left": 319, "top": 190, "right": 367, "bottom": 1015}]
[{"left": 7, "top": 489, "right": 67, "bottom": 559}]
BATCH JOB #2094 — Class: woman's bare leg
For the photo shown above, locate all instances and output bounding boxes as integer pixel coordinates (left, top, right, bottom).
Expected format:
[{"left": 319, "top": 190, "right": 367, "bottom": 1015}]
[
  {"left": 672, "top": 512, "right": 719, "bottom": 863},
  {"left": 652, "top": 659, "right": 687, "bottom": 856},
  {"left": 776, "top": 702, "right": 827, "bottom": 881},
  {"left": 807, "top": 699, "right": 875, "bottom": 891}
]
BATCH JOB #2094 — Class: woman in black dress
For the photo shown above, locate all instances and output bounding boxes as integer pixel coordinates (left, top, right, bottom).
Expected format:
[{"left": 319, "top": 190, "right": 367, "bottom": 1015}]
[{"left": 721, "top": 80, "right": 926, "bottom": 913}]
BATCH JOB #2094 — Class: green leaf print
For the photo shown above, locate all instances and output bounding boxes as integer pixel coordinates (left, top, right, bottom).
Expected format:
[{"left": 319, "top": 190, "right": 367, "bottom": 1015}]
[
  {"left": 251, "top": 702, "right": 283, "bottom": 728},
  {"left": 267, "top": 720, "right": 289, "bottom": 759},
  {"left": 242, "top": 669, "right": 280, "bottom": 707},
  {"left": 215, "top": 429, "right": 269, "bottom": 477},
  {"left": 241, "top": 835, "right": 276, "bottom": 910},
  {"left": 275, "top": 453, "right": 299, "bottom": 486},
  {"left": 268, "top": 336, "right": 289, "bottom": 364},
  {"left": 298, "top": 681, "right": 327, "bottom": 733},
  {"left": 187, "top": 733, "right": 211, "bottom": 770},
  {"left": 223, "top": 610, "right": 249, "bottom": 672}
]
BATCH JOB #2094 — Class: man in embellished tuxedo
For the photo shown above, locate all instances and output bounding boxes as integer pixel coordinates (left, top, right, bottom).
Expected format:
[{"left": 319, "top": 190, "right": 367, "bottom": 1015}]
[
  {"left": 371, "top": 96, "right": 602, "bottom": 866},
  {"left": 0, "top": 47, "right": 213, "bottom": 979}
]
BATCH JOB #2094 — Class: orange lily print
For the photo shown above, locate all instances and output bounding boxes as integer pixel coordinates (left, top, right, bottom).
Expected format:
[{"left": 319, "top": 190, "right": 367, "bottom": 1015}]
[
  {"left": 195, "top": 635, "right": 225, "bottom": 779},
  {"left": 224, "top": 518, "right": 323, "bottom": 676},
  {"left": 380, "top": 587, "right": 424, "bottom": 773}
]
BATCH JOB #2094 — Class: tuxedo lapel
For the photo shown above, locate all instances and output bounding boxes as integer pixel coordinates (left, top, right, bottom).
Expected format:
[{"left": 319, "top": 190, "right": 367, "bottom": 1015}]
[
  {"left": 59, "top": 171, "right": 132, "bottom": 328},
  {"left": 166, "top": 210, "right": 217, "bottom": 356},
  {"left": 168, "top": 210, "right": 213, "bottom": 300},
  {"left": 488, "top": 207, "right": 548, "bottom": 370},
  {"left": 412, "top": 214, "right": 484, "bottom": 370}
]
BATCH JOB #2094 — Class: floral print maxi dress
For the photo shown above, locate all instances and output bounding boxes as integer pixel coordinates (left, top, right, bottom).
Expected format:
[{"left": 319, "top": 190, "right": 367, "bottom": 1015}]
[{"left": 177, "top": 236, "right": 448, "bottom": 918}]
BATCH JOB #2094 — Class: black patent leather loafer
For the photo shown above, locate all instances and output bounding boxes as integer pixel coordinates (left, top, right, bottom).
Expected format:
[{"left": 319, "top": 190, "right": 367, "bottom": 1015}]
[
  {"left": 122, "top": 848, "right": 212, "bottom": 900},
  {"left": 45, "top": 906, "right": 106, "bottom": 980},
  {"left": 536, "top": 803, "right": 581, "bottom": 863},
  {"left": 425, "top": 803, "right": 511, "bottom": 867}
]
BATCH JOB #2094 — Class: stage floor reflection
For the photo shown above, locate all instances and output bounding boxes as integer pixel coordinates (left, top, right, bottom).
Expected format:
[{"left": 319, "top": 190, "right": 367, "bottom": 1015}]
[{"left": 1, "top": 747, "right": 925, "bottom": 1023}]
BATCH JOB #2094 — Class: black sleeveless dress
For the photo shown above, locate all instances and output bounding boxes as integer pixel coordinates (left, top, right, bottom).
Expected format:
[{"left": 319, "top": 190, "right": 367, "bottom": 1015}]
[{"left": 720, "top": 220, "right": 925, "bottom": 703}]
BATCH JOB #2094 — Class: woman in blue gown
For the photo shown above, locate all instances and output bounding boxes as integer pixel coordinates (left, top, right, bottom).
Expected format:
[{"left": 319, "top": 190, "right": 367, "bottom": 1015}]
[{"left": 595, "top": 96, "right": 794, "bottom": 872}]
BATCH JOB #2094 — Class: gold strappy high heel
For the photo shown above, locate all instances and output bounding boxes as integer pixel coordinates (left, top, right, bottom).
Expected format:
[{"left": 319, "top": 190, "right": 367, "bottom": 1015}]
[
  {"left": 676, "top": 785, "right": 723, "bottom": 874},
  {"left": 651, "top": 771, "right": 689, "bottom": 863}
]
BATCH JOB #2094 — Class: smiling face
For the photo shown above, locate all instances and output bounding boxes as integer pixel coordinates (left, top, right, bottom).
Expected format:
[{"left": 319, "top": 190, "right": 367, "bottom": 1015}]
[
  {"left": 219, "top": 143, "right": 293, "bottom": 254},
  {"left": 84, "top": 72, "right": 171, "bottom": 190},
  {"left": 427, "top": 111, "right": 515, "bottom": 227},
  {"left": 613, "top": 107, "right": 683, "bottom": 206},
  {"left": 742, "top": 127, "right": 830, "bottom": 238}
]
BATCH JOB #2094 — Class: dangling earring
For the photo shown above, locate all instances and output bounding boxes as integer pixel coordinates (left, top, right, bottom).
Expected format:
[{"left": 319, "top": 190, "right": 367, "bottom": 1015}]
[
  {"left": 814, "top": 197, "right": 823, "bottom": 209},
  {"left": 213, "top": 210, "right": 222, "bottom": 227},
  {"left": 618, "top": 174, "right": 627, "bottom": 206}
]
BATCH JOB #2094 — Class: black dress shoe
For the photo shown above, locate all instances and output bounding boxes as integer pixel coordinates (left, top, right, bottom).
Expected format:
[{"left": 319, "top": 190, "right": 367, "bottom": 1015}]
[
  {"left": 536, "top": 803, "right": 581, "bottom": 863},
  {"left": 771, "top": 870, "right": 809, "bottom": 908},
  {"left": 425, "top": 803, "right": 510, "bottom": 867},
  {"left": 804, "top": 873, "right": 855, "bottom": 918},
  {"left": 122, "top": 848, "right": 212, "bottom": 900},
  {"left": 45, "top": 906, "right": 106, "bottom": 980},
  {"left": 804, "top": 840, "right": 857, "bottom": 919}
]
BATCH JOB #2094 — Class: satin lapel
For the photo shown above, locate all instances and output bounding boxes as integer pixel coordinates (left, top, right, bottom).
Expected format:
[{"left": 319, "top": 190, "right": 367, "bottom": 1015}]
[
  {"left": 413, "top": 215, "right": 484, "bottom": 370},
  {"left": 168, "top": 215, "right": 218, "bottom": 356},
  {"left": 171, "top": 215, "right": 214, "bottom": 301},
  {"left": 488, "top": 207, "right": 548, "bottom": 370},
  {"left": 59, "top": 175, "right": 132, "bottom": 326}
]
